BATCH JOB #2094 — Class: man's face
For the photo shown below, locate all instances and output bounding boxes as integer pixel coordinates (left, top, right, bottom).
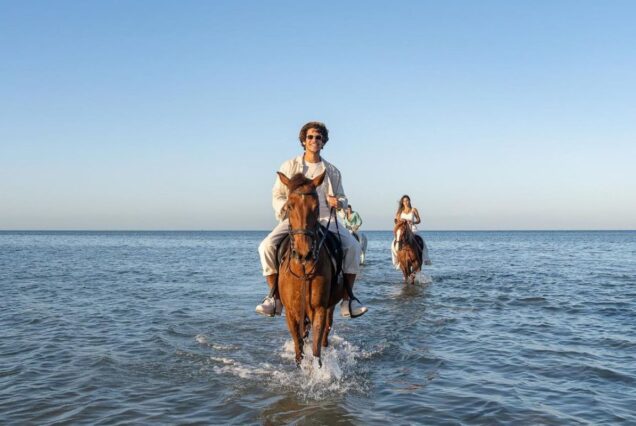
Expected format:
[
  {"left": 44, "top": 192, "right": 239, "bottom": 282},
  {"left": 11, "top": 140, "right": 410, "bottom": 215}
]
[{"left": 304, "top": 128, "right": 324, "bottom": 154}]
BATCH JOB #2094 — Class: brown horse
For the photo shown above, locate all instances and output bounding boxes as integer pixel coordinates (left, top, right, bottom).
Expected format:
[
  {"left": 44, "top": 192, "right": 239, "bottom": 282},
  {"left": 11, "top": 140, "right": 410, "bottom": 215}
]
[
  {"left": 394, "top": 220, "right": 423, "bottom": 284},
  {"left": 277, "top": 171, "right": 344, "bottom": 366}
]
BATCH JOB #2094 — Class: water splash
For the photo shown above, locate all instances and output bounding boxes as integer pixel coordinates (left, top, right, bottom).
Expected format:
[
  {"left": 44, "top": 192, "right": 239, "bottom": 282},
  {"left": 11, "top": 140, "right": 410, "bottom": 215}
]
[
  {"left": 415, "top": 272, "right": 432, "bottom": 284},
  {"left": 210, "top": 333, "right": 369, "bottom": 400}
]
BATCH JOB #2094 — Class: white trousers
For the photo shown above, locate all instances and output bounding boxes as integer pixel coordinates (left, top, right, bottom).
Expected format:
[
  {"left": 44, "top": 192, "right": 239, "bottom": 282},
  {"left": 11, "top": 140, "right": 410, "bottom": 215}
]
[{"left": 259, "top": 218, "right": 361, "bottom": 276}]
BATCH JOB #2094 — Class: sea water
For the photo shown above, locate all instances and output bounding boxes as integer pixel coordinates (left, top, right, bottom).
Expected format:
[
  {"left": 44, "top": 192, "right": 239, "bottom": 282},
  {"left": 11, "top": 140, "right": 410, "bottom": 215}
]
[{"left": 1, "top": 231, "right": 635, "bottom": 424}]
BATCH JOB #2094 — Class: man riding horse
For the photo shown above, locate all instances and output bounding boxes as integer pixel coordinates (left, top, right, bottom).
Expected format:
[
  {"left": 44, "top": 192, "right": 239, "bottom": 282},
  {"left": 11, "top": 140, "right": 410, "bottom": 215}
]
[
  {"left": 256, "top": 121, "right": 368, "bottom": 318},
  {"left": 341, "top": 205, "right": 362, "bottom": 234}
]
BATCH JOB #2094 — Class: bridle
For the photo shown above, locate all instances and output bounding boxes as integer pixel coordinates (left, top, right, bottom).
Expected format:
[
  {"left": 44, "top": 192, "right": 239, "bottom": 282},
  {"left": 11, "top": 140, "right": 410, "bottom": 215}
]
[{"left": 286, "top": 188, "right": 323, "bottom": 266}]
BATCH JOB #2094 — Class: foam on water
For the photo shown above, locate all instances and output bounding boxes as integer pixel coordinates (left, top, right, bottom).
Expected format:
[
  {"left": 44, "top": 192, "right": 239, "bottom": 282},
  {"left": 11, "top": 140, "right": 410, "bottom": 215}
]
[
  {"left": 209, "top": 333, "right": 369, "bottom": 400},
  {"left": 195, "top": 334, "right": 239, "bottom": 351},
  {"left": 415, "top": 271, "right": 433, "bottom": 284}
]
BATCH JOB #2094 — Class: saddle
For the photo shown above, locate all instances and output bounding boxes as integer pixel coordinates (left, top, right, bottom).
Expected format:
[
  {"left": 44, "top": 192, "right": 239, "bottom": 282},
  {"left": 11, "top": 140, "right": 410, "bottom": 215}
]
[{"left": 277, "top": 224, "right": 344, "bottom": 277}]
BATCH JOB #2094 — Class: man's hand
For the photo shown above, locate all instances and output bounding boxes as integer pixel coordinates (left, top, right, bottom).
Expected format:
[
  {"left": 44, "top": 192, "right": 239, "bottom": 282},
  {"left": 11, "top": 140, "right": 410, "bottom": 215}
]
[{"left": 327, "top": 195, "right": 338, "bottom": 208}]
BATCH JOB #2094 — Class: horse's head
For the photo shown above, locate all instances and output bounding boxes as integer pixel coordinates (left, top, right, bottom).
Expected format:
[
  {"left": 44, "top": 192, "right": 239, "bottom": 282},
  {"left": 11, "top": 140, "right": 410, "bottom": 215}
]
[
  {"left": 277, "top": 171, "right": 326, "bottom": 262},
  {"left": 394, "top": 219, "right": 413, "bottom": 246}
]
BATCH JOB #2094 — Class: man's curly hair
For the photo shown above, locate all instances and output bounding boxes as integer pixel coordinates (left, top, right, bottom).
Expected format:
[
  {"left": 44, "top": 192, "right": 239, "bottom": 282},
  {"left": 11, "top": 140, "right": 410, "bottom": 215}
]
[{"left": 298, "top": 121, "right": 329, "bottom": 148}]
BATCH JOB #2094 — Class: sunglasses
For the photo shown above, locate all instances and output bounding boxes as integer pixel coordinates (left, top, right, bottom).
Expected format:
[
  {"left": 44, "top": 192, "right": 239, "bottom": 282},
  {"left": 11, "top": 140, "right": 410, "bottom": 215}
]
[{"left": 306, "top": 134, "right": 323, "bottom": 141}]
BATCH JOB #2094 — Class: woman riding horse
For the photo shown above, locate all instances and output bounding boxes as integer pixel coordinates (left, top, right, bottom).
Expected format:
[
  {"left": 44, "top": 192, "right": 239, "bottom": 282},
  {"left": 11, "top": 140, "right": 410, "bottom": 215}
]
[
  {"left": 392, "top": 195, "right": 432, "bottom": 283},
  {"left": 393, "top": 219, "right": 422, "bottom": 284}
]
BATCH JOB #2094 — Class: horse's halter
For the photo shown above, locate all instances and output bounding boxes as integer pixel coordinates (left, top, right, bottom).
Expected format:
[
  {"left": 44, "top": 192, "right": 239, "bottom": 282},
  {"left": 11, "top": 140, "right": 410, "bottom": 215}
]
[{"left": 287, "top": 188, "right": 321, "bottom": 264}]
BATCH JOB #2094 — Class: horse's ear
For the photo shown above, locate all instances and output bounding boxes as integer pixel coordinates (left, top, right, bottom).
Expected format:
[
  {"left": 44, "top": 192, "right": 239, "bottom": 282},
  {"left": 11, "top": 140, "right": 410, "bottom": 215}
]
[
  {"left": 277, "top": 172, "right": 291, "bottom": 188},
  {"left": 311, "top": 171, "right": 326, "bottom": 188}
]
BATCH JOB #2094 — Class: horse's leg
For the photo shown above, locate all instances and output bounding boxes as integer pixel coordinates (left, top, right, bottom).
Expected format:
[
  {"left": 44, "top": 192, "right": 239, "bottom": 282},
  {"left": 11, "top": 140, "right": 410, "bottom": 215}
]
[
  {"left": 285, "top": 314, "right": 303, "bottom": 366},
  {"left": 411, "top": 260, "right": 417, "bottom": 284},
  {"left": 303, "top": 316, "right": 310, "bottom": 340},
  {"left": 411, "top": 249, "right": 422, "bottom": 283},
  {"left": 312, "top": 308, "right": 327, "bottom": 367},
  {"left": 321, "top": 307, "right": 334, "bottom": 348},
  {"left": 399, "top": 255, "right": 409, "bottom": 282}
]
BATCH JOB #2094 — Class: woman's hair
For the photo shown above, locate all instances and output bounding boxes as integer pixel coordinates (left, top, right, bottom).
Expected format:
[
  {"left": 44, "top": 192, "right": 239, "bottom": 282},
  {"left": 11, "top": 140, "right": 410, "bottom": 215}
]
[
  {"left": 396, "top": 195, "right": 411, "bottom": 216},
  {"left": 298, "top": 121, "right": 329, "bottom": 148}
]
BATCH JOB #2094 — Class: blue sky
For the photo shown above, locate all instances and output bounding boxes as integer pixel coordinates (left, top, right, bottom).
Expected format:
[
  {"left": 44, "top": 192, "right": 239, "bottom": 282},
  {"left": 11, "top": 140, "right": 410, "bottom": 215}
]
[{"left": 1, "top": 1, "right": 635, "bottom": 230}]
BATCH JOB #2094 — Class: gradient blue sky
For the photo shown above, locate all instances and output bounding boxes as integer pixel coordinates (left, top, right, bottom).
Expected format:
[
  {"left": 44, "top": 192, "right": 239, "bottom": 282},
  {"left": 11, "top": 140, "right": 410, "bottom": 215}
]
[{"left": 1, "top": 1, "right": 635, "bottom": 230}]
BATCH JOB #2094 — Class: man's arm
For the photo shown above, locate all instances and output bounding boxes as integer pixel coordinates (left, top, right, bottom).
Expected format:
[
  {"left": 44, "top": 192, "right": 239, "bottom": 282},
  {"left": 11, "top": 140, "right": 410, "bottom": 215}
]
[
  {"left": 328, "top": 168, "right": 348, "bottom": 210},
  {"left": 413, "top": 208, "right": 421, "bottom": 225},
  {"left": 272, "top": 165, "right": 290, "bottom": 221}
]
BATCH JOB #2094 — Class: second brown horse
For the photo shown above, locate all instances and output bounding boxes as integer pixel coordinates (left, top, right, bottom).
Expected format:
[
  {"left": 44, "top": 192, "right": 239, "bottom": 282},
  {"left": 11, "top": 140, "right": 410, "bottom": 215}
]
[
  {"left": 277, "top": 171, "right": 344, "bottom": 366},
  {"left": 394, "top": 219, "right": 423, "bottom": 284}
]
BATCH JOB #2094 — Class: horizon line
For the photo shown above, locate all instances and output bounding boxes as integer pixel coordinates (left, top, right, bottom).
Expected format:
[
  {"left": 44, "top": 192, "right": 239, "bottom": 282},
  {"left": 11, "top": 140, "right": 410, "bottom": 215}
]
[{"left": 1, "top": 229, "right": 635, "bottom": 232}]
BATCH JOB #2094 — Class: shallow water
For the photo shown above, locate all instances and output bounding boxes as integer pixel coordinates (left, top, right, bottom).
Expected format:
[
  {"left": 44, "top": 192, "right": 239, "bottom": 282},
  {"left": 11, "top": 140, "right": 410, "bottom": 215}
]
[{"left": 1, "top": 231, "right": 635, "bottom": 424}]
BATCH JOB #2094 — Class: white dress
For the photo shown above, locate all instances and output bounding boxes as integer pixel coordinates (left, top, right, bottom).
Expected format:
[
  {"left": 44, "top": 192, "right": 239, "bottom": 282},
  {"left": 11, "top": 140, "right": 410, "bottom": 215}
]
[{"left": 400, "top": 211, "right": 418, "bottom": 232}]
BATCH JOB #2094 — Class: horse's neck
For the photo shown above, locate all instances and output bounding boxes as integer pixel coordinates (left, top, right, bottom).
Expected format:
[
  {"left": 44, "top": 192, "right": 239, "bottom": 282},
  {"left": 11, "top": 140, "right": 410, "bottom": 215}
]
[
  {"left": 395, "top": 226, "right": 408, "bottom": 241},
  {"left": 399, "top": 226, "right": 412, "bottom": 242}
]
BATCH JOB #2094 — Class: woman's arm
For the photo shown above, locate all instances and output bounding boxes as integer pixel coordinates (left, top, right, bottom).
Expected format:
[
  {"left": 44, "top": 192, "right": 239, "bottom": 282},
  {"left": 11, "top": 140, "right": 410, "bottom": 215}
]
[{"left": 413, "top": 208, "right": 421, "bottom": 224}]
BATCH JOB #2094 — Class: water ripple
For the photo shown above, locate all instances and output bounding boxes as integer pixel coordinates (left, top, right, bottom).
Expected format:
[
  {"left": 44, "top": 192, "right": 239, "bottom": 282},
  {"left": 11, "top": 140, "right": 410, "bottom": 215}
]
[{"left": 1, "top": 230, "right": 635, "bottom": 424}]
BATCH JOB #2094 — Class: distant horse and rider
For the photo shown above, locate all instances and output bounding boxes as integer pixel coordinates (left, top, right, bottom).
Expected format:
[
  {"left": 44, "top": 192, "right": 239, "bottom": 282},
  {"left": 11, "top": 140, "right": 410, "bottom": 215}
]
[
  {"left": 392, "top": 195, "right": 432, "bottom": 284},
  {"left": 339, "top": 204, "right": 367, "bottom": 265}
]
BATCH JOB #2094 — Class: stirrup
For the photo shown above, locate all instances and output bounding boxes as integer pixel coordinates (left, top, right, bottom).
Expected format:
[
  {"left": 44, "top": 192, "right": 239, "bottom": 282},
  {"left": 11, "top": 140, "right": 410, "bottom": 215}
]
[
  {"left": 255, "top": 296, "right": 276, "bottom": 317},
  {"left": 348, "top": 297, "right": 368, "bottom": 319},
  {"left": 347, "top": 296, "right": 369, "bottom": 318}
]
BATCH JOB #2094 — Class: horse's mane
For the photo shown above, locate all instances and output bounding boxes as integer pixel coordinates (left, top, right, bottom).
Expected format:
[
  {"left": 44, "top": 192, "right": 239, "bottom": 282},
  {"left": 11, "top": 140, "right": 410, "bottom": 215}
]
[
  {"left": 287, "top": 173, "right": 314, "bottom": 192},
  {"left": 394, "top": 220, "right": 414, "bottom": 242}
]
